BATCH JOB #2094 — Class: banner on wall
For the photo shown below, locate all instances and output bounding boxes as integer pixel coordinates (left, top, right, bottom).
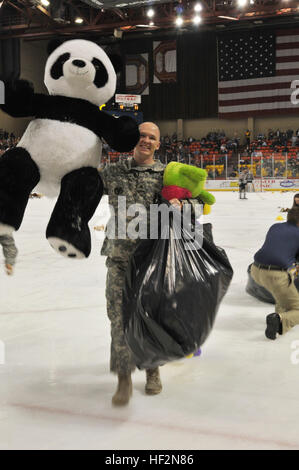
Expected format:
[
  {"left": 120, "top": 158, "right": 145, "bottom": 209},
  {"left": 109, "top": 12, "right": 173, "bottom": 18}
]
[
  {"left": 153, "top": 40, "right": 177, "bottom": 84},
  {"left": 126, "top": 53, "right": 149, "bottom": 95},
  {"left": 205, "top": 179, "right": 299, "bottom": 190}
]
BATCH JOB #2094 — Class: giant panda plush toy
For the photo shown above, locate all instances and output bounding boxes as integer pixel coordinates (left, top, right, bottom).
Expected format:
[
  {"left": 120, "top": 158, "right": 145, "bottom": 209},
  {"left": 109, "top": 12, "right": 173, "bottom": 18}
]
[{"left": 0, "top": 39, "right": 139, "bottom": 259}]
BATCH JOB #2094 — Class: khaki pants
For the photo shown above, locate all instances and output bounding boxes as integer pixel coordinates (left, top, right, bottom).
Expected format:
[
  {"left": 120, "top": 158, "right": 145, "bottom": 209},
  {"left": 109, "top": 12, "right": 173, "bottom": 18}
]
[{"left": 251, "top": 264, "right": 299, "bottom": 334}]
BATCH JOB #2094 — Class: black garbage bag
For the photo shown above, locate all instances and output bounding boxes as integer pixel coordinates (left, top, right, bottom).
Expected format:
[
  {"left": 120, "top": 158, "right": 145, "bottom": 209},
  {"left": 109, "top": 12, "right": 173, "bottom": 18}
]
[
  {"left": 122, "top": 207, "right": 233, "bottom": 370},
  {"left": 246, "top": 263, "right": 299, "bottom": 304},
  {"left": 246, "top": 264, "right": 275, "bottom": 304}
]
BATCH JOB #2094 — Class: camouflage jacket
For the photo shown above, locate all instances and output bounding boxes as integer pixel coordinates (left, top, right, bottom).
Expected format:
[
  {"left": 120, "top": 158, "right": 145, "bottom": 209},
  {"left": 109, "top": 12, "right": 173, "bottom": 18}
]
[
  {"left": 0, "top": 234, "right": 18, "bottom": 265},
  {"left": 99, "top": 158, "right": 165, "bottom": 261}
]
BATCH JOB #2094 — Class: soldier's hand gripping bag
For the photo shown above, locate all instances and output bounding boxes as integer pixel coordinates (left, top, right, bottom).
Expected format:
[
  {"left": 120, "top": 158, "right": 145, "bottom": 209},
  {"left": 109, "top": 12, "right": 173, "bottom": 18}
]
[{"left": 122, "top": 204, "right": 233, "bottom": 370}]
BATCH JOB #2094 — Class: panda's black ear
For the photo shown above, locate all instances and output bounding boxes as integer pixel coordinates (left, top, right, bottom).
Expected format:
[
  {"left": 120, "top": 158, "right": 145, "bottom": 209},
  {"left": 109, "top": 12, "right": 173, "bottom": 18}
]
[
  {"left": 47, "top": 39, "right": 64, "bottom": 56},
  {"left": 109, "top": 54, "right": 123, "bottom": 74}
]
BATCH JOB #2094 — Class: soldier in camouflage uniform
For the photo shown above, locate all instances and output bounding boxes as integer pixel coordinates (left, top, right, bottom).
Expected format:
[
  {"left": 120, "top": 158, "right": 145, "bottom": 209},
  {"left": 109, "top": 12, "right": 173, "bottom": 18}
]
[
  {"left": 0, "top": 234, "right": 18, "bottom": 275},
  {"left": 99, "top": 122, "right": 165, "bottom": 406}
]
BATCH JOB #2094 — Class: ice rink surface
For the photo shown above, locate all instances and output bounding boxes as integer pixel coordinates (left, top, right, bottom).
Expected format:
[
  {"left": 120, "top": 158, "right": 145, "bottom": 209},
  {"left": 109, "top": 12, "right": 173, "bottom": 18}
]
[{"left": 1, "top": 190, "right": 299, "bottom": 450}]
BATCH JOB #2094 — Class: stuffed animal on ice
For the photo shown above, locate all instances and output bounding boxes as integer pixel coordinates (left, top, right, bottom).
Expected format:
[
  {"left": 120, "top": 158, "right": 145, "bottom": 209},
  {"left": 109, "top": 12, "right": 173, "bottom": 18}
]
[
  {"left": 0, "top": 39, "right": 139, "bottom": 259},
  {"left": 161, "top": 162, "right": 216, "bottom": 214}
]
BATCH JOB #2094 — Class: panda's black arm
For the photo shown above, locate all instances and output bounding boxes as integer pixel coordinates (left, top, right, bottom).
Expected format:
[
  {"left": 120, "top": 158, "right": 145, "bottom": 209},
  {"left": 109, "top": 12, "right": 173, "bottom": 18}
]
[
  {"left": 0, "top": 80, "right": 39, "bottom": 118},
  {"left": 94, "top": 111, "right": 140, "bottom": 153}
]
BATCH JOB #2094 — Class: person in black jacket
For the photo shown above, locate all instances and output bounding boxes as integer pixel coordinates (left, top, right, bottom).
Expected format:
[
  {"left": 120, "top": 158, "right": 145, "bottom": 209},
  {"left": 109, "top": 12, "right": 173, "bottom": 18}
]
[
  {"left": 280, "top": 193, "right": 299, "bottom": 212},
  {"left": 251, "top": 208, "right": 299, "bottom": 339},
  {"left": 293, "top": 194, "right": 299, "bottom": 208}
]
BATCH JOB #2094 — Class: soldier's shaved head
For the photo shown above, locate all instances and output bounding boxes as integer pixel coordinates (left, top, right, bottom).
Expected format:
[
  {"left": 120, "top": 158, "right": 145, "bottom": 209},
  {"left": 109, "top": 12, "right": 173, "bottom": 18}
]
[
  {"left": 139, "top": 122, "right": 160, "bottom": 140},
  {"left": 134, "top": 122, "right": 161, "bottom": 165}
]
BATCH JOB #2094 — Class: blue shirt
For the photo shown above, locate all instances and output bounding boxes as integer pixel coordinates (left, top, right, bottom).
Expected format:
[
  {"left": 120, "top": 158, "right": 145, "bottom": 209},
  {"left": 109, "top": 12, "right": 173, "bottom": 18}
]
[{"left": 254, "top": 222, "right": 299, "bottom": 269}]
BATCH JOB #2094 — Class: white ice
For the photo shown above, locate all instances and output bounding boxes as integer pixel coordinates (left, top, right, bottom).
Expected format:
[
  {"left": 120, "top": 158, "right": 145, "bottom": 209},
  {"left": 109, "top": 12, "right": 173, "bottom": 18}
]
[{"left": 1, "top": 191, "right": 299, "bottom": 450}]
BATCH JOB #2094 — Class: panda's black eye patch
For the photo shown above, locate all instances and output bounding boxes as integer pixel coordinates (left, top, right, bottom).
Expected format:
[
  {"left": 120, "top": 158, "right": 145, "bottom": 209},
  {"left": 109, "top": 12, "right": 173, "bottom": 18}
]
[
  {"left": 92, "top": 58, "right": 108, "bottom": 88},
  {"left": 50, "top": 53, "right": 70, "bottom": 80}
]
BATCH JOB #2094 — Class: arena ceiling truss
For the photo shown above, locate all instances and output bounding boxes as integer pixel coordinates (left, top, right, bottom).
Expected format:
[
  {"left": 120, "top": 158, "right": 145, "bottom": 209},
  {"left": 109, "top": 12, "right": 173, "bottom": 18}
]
[{"left": 1, "top": 0, "right": 299, "bottom": 40}]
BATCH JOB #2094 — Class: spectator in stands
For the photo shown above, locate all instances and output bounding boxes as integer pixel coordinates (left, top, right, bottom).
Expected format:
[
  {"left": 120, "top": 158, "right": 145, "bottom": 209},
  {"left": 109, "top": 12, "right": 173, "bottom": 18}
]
[
  {"left": 186, "top": 150, "right": 192, "bottom": 164},
  {"left": 220, "top": 143, "right": 227, "bottom": 154},
  {"left": 207, "top": 131, "right": 215, "bottom": 142},
  {"left": 245, "top": 129, "right": 251, "bottom": 146},
  {"left": 229, "top": 166, "right": 238, "bottom": 178},
  {"left": 280, "top": 132, "right": 287, "bottom": 146},
  {"left": 164, "top": 135, "right": 170, "bottom": 145},
  {"left": 218, "top": 129, "right": 226, "bottom": 140},
  {"left": 255, "top": 163, "right": 261, "bottom": 177},
  {"left": 230, "top": 132, "right": 239, "bottom": 151},
  {"left": 292, "top": 135, "right": 298, "bottom": 147},
  {"left": 0, "top": 130, "right": 20, "bottom": 156}
]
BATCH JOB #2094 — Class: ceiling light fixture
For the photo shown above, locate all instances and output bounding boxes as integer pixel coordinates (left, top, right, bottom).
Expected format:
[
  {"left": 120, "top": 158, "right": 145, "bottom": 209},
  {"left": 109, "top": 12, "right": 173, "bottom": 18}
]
[
  {"left": 175, "top": 16, "right": 184, "bottom": 27},
  {"left": 194, "top": 3, "right": 202, "bottom": 12},
  {"left": 237, "top": 0, "right": 247, "bottom": 6},
  {"left": 147, "top": 8, "right": 154, "bottom": 18},
  {"left": 40, "top": 0, "right": 50, "bottom": 6},
  {"left": 193, "top": 15, "right": 202, "bottom": 25}
]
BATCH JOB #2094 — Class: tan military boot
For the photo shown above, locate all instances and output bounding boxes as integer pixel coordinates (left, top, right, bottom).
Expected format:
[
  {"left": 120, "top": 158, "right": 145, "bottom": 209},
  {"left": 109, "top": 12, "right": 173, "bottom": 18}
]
[
  {"left": 145, "top": 368, "right": 162, "bottom": 395},
  {"left": 112, "top": 373, "right": 133, "bottom": 406}
]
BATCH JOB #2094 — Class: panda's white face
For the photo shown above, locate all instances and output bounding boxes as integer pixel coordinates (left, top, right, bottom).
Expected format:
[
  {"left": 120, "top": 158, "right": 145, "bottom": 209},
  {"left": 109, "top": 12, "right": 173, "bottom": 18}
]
[{"left": 44, "top": 39, "right": 116, "bottom": 106}]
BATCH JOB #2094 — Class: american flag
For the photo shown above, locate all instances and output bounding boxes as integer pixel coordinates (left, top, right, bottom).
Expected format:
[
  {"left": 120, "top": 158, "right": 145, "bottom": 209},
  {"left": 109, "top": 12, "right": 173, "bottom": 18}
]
[{"left": 218, "top": 30, "right": 299, "bottom": 118}]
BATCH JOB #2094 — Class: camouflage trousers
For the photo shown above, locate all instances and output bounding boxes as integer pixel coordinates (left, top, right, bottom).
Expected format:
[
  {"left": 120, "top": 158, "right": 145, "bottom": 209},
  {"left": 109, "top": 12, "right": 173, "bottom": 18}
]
[{"left": 105, "top": 257, "right": 136, "bottom": 374}]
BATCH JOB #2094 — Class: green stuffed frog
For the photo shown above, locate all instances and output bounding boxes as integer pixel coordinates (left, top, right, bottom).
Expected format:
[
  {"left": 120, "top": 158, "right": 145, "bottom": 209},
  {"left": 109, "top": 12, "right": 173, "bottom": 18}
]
[{"left": 161, "top": 162, "right": 215, "bottom": 215}]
